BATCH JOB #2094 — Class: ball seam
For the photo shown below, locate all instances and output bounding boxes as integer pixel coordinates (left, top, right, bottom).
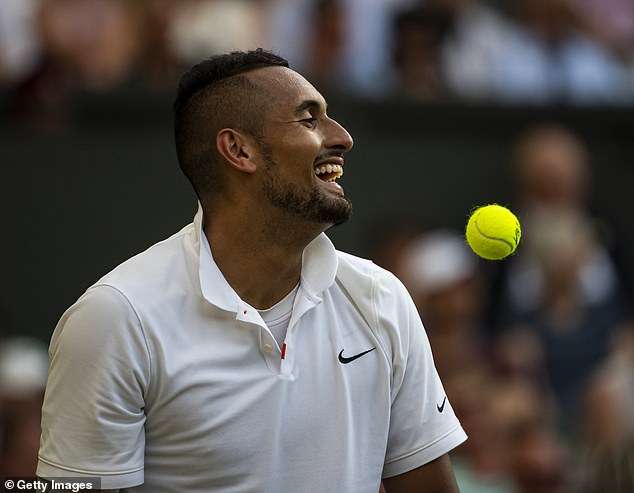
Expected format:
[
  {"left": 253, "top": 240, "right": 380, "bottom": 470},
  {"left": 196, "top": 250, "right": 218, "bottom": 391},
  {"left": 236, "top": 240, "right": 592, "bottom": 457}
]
[{"left": 473, "top": 218, "right": 514, "bottom": 253}]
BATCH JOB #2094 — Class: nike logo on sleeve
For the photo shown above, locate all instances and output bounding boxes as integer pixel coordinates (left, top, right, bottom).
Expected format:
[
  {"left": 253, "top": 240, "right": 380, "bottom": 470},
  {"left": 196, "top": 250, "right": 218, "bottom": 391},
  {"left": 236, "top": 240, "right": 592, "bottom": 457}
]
[{"left": 437, "top": 396, "right": 447, "bottom": 413}]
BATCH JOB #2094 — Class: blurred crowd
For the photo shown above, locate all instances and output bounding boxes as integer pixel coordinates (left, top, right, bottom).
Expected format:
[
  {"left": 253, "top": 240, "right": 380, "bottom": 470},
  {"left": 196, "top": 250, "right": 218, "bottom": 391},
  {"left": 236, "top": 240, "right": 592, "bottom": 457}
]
[
  {"left": 2, "top": 122, "right": 633, "bottom": 491},
  {"left": 1, "top": 0, "right": 634, "bottom": 128},
  {"left": 1, "top": 0, "right": 633, "bottom": 491},
  {"left": 371, "top": 123, "right": 633, "bottom": 492}
]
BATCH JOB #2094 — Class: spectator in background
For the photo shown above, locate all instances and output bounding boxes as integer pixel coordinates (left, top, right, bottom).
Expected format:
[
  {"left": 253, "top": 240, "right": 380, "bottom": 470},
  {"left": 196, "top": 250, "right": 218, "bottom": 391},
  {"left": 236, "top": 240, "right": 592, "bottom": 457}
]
[
  {"left": 399, "top": 229, "right": 570, "bottom": 492},
  {"left": 443, "top": 370, "right": 518, "bottom": 493},
  {"left": 577, "top": 322, "right": 634, "bottom": 490},
  {"left": 497, "top": 125, "right": 627, "bottom": 437},
  {"left": 266, "top": 0, "right": 322, "bottom": 80},
  {"left": 9, "top": 0, "right": 272, "bottom": 125},
  {"left": 3, "top": 0, "right": 633, "bottom": 106},
  {"left": 0, "top": 338, "right": 48, "bottom": 476},
  {"left": 490, "top": 378, "right": 566, "bottom": 493},
  {"left": 399, "top": 231, "right": 512, "bottom": 492},
  {"left": 506, "top": 415, "right": 568, "bottom": 493},
  {"left": 387, "top": 0, "right": 631, "bottom": 103},
  {"left": 580, "top": 439, "right": 634, "bottom": 493},
  {"left": 491, "top": 0, "right": 628, "bottom": 104},
  {"left": 38, "top": 0, "right": 142, "bottom": 90},
  {"left": 391, "top": 4, "right": 454, "bottom": 101},
  {"left": 435, "top": 0, "right": 515, "bottom": 101},
  {"left": 579, "top": 437, "right": 634, "bottom": 493},
  {"left": 132, "top": 0, "right": 184, "bottom": 90},
  {"left": 268, "top": 0, "right": 415, "bottom": 97},
  {"left": 571, "top": 0, "right": 634, "bottom": 57},
  {"left": 581, "top": 320, "right": 634, "bottom": 449},
  {"left": 12, "top": 0, "right": 143, "bottom": 127},
  {"left": 436, "top": 316, "right": 566, "bottom": 490},
  {"left": 513, "top": 124, "right": 589, "bottom": 211},
  {"left": 302, "top": 0, "right": 348, "bottom": 92},
  {"left": 400, "top": 230, "right": 484, "bottom": 377},
  {"left": 168, "top": 0, "right": 267, "bottom": 66},
  {"left": 0, "top": 0, "right": 41, "bottom": 86},
  {"left": 365, "top": 216, "right": 424, "bottom": 278}
]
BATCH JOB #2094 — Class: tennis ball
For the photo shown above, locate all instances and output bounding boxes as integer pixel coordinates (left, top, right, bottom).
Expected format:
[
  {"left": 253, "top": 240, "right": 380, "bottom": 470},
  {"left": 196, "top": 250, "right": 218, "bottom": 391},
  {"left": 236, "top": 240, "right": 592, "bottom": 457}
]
[{"left": 466, "top": 204, "right": 521, "bottom": 260}]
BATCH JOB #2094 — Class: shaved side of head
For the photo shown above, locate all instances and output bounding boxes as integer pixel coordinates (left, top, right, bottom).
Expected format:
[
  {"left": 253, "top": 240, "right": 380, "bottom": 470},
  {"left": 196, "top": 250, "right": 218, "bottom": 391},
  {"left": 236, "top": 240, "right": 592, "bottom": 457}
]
[{"left": 174, "top": 49, "right": 289, "bottom": 201}]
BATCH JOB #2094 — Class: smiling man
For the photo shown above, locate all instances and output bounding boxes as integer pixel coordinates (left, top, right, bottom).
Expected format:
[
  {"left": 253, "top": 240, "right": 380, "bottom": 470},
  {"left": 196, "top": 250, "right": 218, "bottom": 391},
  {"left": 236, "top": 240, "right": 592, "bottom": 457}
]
[{"left": 37, "top": 49, "right": 466, "bottom": 492}]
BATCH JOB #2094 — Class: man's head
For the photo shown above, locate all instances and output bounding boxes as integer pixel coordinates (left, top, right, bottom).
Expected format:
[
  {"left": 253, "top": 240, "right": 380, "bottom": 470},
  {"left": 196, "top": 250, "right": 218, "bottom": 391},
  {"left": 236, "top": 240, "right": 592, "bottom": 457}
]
[
  {"left": 174, "top": 49, "right": 354, "bottom": 228},
  {"left": 512, "top": 124, "right": 589, "bottom": 209}
]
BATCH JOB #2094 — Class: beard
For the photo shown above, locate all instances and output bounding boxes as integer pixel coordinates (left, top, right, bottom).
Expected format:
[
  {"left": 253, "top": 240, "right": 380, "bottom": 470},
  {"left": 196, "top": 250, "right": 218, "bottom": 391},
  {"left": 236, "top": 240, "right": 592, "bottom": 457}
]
[{"left": 259, "top": 149, "right": 352, "bottom": 226}]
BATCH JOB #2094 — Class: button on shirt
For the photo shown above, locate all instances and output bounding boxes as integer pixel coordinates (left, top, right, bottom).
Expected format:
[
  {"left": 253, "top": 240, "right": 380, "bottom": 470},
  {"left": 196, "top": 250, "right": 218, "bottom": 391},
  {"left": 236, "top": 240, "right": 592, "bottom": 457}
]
[{"left": 37, "top": 204, "right": 467, "bottom": 492}]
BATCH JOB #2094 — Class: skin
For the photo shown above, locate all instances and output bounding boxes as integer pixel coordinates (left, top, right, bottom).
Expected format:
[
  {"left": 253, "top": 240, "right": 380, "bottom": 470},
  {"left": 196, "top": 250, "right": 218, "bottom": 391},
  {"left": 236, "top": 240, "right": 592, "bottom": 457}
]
[{"left": 383, "top": 454, "right": 461, "bottom": 492}]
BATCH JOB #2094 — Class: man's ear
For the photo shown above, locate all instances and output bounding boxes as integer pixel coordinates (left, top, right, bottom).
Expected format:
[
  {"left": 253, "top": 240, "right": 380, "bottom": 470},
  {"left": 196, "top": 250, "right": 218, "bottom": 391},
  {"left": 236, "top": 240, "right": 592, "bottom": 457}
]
[{"left": 216, "top": 128, "right": 258, "bottom": 174}]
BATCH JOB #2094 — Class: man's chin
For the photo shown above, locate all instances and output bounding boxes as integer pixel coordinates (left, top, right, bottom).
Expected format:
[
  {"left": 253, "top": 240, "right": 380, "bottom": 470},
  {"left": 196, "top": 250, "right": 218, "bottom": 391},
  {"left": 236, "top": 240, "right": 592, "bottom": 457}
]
[
  {"left": 317, "top": 196, "right": 352, "bottom": 226},
  {"left": 261, "top": 176, "right": 352, "bottom": 227}
]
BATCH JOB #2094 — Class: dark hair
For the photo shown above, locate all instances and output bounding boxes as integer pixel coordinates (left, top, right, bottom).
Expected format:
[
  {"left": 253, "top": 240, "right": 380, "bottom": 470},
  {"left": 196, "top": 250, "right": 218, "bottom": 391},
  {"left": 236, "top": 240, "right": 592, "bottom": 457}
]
[{"left": 174, "top": 49, "right": 289, "bottom": 201}]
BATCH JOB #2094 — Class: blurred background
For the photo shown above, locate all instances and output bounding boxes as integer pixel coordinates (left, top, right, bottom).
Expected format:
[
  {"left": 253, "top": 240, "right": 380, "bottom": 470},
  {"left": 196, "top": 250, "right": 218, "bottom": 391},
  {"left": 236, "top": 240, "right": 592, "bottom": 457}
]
[{"left": 1, "top": 0, "right": 633, "bottom": 491}]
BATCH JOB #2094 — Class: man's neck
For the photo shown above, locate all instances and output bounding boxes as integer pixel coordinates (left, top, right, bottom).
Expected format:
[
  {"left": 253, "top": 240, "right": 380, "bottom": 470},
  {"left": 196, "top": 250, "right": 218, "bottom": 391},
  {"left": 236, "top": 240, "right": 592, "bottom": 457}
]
[{"left": 203, "top": 206, "right": 324, "bottom": 310}]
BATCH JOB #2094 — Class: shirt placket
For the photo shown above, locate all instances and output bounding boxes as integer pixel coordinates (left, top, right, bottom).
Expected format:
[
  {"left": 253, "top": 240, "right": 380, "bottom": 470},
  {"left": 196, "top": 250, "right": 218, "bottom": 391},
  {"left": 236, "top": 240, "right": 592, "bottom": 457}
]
[
  {"left": 278, "top": 291, "right": 321, "bottom": 378},
  {"left": 237, "top": 302, "right": 298, "bottom": 377}
]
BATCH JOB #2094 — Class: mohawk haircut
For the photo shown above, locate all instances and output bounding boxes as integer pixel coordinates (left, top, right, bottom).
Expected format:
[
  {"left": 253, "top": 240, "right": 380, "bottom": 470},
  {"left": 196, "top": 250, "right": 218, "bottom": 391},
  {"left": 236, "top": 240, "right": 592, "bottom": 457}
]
[{"left": 174, "top": 49, "right": 289, "bottom": 200}]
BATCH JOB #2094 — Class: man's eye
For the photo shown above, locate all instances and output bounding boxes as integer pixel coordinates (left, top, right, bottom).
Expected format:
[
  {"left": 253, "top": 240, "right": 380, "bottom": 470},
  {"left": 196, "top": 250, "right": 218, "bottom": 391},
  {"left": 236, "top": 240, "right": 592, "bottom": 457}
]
[{"left": 301, "top": 117, "right": 317, "bottom": 127}]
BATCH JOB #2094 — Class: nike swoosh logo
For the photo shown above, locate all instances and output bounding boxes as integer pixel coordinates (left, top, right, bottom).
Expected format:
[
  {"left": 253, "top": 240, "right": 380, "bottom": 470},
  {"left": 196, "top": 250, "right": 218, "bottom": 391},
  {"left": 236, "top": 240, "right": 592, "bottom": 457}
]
[
  {"left": 437, "top": 396, "right": 447, "bottom": 413},
  {"left": 338, "top": 347, "right": 376, "bottom": 364}
]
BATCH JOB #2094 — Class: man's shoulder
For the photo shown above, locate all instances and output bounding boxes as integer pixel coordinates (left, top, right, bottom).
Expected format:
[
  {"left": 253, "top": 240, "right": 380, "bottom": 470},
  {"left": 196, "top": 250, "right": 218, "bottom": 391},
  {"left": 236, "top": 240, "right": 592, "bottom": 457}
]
[
  {"left": 93, "top": 223, "right": 195, "bottom": 303},
  {"left": 334, "top": 249, "right": 408, "bottom": 320},
  {"left": 334, "top": 250, "right": 415, "bottom": 361},
  {"left": 335, "top": 249, "right": 403, "bottom": 291}
]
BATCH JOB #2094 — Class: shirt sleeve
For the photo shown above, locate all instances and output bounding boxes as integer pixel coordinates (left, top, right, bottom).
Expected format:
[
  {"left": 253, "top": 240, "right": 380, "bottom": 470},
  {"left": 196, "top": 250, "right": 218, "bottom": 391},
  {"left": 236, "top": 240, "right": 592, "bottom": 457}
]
[
  {"left": 377, "top": 272, "right": 467, "bottom": 479},
  {"left": 37, "top": 284, "right": 150, "bottom": 490}
]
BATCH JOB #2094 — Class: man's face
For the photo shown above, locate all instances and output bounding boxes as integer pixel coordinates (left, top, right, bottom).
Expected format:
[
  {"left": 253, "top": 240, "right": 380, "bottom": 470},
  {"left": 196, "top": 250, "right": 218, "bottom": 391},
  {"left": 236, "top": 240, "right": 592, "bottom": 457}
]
[{"left": 251, "top": 67, "right": 354, "bottom": 227}]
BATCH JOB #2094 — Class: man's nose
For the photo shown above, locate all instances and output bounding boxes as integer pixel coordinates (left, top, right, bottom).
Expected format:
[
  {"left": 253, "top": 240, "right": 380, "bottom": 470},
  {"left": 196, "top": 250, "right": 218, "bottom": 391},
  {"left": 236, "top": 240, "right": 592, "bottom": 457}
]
[{"left": 326, "top": 118, "right": 354, "bottom": 152}]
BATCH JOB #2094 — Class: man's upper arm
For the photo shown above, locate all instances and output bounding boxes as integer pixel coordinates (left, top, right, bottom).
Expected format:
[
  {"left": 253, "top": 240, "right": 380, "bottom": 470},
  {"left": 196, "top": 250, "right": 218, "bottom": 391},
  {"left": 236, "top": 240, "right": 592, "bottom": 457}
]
[
  {"left": 377, "top": 272, "right": 467, "bottom": 478},
  {"left": 37, "top": 285, "right": 150, "bottom": 490},
  {"left": 383, "top": 454, "right": 459, "bottom": 493}
]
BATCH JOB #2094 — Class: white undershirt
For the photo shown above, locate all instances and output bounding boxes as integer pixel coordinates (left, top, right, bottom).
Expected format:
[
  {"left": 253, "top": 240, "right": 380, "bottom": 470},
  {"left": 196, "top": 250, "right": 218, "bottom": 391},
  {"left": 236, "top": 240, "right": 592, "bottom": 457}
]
[{"left": 257, "top": 283, "right": 299, "bottom": 348}]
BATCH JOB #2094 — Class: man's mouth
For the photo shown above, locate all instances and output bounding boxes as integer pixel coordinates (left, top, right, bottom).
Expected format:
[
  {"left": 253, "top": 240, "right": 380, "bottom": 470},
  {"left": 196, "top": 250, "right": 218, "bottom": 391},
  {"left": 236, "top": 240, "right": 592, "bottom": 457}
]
[{"left": 314, "top": 163, "right": 344, "bottom": 183}]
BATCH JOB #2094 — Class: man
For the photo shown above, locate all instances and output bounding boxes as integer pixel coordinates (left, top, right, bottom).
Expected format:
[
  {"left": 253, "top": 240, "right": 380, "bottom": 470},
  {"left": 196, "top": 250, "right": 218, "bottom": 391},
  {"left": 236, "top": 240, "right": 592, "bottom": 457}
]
[{"left": 37, "top": 49, "right": 466, "bottom": 492}]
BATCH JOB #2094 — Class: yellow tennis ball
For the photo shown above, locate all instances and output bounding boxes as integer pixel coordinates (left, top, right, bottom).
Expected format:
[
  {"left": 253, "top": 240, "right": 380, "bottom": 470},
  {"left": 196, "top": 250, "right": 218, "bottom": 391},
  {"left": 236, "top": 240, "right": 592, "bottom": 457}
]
[{"left": 466, "top": 204, "right": 521, "bottom": 260}]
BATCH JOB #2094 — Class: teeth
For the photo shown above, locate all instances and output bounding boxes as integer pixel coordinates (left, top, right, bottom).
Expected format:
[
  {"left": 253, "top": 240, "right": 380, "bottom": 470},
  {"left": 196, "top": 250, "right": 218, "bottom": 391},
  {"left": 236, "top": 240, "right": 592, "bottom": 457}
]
[{"left": 314, "top": 164, "right": 344, "bottom": 178}]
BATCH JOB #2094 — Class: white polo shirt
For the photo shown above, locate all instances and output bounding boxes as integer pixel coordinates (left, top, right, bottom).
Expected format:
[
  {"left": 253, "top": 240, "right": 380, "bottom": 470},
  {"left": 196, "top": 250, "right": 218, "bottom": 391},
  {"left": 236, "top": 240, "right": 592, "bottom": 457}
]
[{"left": 37, "top": 205, "right": 467, "bottom": 492}]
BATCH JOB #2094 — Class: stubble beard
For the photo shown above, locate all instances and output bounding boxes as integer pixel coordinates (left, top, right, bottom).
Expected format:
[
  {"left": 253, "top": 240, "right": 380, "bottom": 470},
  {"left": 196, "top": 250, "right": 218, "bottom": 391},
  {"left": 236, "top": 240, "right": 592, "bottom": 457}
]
[{"left": 259, "top": 150, "right": 352, "bottom": 227}]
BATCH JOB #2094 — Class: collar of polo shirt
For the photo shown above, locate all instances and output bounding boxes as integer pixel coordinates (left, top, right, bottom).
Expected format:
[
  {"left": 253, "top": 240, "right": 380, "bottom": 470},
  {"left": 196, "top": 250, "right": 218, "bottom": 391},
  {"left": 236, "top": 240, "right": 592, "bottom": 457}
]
[{"left": 192, "top": 203, "right": 339, "bottom": 314}]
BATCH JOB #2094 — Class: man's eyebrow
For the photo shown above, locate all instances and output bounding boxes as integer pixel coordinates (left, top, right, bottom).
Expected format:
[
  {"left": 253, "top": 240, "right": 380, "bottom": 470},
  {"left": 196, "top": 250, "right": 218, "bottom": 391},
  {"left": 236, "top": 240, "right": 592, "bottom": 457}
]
[{"left": 293, "top": 99, "right": 327, "bottom": 116}]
